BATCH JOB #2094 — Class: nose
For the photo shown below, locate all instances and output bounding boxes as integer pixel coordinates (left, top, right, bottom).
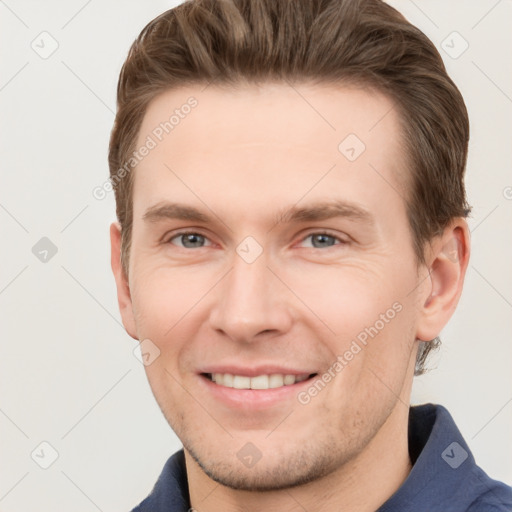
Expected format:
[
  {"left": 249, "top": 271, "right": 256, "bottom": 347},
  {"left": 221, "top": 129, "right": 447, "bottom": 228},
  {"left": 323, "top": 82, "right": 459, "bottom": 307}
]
[{"left": 208, "top": 248, "right": 293, "bottom": 344}]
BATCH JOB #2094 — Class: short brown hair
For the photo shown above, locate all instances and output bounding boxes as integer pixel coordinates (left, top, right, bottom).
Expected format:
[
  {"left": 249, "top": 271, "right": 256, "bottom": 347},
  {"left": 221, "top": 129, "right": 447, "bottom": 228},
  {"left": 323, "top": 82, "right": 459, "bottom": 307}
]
[{"left": 108, "top": 0, "right": 471, "bottom": 375}]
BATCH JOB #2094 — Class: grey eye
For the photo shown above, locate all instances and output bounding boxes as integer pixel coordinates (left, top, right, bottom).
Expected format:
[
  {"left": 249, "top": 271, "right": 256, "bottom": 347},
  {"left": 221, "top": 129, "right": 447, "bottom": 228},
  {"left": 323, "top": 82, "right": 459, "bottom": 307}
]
[
  {"left": 306, "top": 233, "right": 338, "bottom": 248},
  {"left": 170, "top": 232, "right": 210, "bottom": 248}
]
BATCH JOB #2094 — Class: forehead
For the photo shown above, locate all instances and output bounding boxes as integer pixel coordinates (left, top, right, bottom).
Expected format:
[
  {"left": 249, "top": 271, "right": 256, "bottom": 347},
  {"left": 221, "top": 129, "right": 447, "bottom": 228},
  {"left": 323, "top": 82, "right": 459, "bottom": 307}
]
[
  {"left": 137, "top": 81, "right": 402, "bottom": 154},
  {"left": 132, "top": 82, "right": 408, "bottom": 223}
]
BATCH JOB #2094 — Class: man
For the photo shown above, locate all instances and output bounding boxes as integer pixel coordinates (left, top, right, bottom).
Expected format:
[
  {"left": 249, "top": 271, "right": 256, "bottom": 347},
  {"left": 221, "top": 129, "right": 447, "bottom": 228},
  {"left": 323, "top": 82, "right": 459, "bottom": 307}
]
[{"left": 108, "top": 0, "right": 512, "bottom": 510}]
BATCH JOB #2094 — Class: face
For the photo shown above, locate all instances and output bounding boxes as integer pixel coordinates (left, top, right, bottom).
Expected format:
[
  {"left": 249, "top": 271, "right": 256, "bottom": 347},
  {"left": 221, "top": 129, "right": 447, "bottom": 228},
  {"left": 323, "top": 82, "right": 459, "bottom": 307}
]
[{"left": 116, "top": 82, "right": 430, "bottom": 490}]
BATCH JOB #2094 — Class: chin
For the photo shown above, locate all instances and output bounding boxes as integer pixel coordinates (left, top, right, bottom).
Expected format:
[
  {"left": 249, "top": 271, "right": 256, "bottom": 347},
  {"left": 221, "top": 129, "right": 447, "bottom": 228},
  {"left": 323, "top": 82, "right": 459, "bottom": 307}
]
[{"left": 184, "top": 437, "right": 349, "bottom": 492}]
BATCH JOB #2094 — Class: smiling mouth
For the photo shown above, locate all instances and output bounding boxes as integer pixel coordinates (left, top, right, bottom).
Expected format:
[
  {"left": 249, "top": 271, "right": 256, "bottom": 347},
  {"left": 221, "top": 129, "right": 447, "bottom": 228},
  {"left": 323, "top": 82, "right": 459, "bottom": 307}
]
[{"left": 202, "top": 372, "right": 318, "bottom": 390}]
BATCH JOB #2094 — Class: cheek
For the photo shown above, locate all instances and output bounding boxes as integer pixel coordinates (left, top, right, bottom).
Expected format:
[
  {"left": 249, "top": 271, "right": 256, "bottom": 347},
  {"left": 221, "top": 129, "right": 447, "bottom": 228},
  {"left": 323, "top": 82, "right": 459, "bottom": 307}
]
[
  {"left": 285, "top": 261, "right": 417, "bottom": 379},
  {"left": 130, "top": 263, "right": 215, "bottom": 340},
  {"left": 283, "top": 262, "right": 404, "bottom": 336},
  {"left": 129, "top": 265, "right": 226, "bottom": 398}
]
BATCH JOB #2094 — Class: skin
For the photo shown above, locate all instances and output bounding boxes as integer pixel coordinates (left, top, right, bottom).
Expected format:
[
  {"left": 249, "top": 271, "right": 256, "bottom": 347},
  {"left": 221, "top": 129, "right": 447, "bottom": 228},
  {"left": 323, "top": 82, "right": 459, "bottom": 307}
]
[{"left": 111, "top": 82, "right": 470, "bottom": 512}]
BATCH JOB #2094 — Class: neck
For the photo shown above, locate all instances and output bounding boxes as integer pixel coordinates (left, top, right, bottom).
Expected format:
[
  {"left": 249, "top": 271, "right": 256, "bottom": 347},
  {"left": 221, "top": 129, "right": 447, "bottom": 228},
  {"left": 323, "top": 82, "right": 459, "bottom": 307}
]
[{"left": 185, "top": 400, "right": 412, "bottom": 512}]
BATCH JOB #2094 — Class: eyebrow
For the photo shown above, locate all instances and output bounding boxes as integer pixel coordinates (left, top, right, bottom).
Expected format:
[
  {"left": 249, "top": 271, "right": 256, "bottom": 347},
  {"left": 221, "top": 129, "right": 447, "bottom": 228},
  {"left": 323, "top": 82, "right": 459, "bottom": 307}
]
[
  {"left": 142, "top": 200, "right": 374, "bottom": 227},
  {"left": 143, "top": 202, "right": 211, "bottom": 223},
  {"left": 275, "top": 201, "right": 373, "bottom": 225}
]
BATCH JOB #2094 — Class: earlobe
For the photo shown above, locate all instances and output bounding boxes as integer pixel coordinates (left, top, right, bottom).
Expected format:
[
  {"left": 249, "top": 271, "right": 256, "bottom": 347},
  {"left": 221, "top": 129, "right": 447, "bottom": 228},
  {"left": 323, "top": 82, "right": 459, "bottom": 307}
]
[
  {"left": 416, "top": 219, "right": 470, "bottom": 342},
  {"left": 110, "top": 222, "right": 138, "bottom": 340}
]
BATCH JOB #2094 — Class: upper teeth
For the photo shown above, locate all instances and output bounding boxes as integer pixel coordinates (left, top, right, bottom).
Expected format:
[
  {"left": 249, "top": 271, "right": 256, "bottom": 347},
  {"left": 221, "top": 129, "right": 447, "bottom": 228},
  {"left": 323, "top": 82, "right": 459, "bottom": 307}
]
[{"left": 211, "top": 373, "right": 310, "bottom": 390}]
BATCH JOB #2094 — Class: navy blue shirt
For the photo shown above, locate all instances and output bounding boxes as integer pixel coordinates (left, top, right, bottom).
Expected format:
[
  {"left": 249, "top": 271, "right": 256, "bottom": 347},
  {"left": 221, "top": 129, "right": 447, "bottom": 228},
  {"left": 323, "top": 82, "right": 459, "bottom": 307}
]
[{"left": 131, "top": 404, "right": 512, "bottom": 511}]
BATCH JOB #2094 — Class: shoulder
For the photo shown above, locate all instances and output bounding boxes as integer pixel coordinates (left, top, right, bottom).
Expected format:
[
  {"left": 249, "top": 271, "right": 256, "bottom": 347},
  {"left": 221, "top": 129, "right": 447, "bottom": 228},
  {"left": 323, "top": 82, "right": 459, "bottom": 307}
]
[
  {"left": 131, "top": 449, "right": 190, "bottom": 512},
  {"left": 378, "top": 404, "right": 512, "bottom": 512},
  {"left": 465, "top": 468, "right": 512, "bottom": 512}
]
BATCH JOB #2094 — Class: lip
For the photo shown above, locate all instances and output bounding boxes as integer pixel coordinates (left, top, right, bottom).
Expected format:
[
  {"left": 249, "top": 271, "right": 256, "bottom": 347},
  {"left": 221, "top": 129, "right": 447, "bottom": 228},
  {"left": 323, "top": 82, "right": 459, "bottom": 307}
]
[
  {"left": 198, "top": 365, "right": 317, "bottom": 377},
  {"left": 197, "top": 372, "right": 318, "bottom": 410}
]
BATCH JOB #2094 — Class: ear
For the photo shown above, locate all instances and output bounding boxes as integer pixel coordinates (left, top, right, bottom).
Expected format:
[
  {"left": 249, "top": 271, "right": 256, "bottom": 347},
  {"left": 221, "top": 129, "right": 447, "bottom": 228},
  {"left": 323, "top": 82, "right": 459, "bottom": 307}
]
[
  {"left": 415, "top": 218, "right": 470, "bottom": 342},
  {"left": 110, "top": 222, "right": 138, "bottom": 340}
]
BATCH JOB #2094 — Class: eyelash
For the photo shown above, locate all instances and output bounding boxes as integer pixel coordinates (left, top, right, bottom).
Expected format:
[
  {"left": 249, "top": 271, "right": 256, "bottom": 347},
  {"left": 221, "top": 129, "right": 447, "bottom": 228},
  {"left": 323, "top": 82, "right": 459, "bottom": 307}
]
[{"left": 164, "top": 230, "right": 348, "bottom": 249}]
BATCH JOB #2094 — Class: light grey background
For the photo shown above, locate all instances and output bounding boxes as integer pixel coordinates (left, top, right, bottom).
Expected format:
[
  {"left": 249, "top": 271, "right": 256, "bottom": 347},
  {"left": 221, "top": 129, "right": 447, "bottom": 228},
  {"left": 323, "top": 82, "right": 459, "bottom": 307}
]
[{"left": 1, "top": 0, "right": 511, "bottom": 510}]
